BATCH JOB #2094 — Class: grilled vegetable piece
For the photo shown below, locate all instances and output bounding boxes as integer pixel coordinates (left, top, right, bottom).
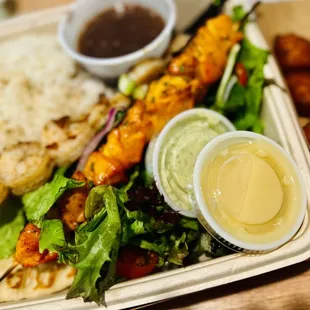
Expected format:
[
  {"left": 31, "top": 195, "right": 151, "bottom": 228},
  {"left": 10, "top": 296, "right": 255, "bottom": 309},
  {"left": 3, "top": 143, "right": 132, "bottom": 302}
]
[
  {"left": 15, "top": 223, "right": 58, "bottom": 268},
  {"left": 285, "top": 71, "right": 310, "bottom": 117},
  {"left": 128, "top": 58, "right": 167, "bottom": 86},
  {"left": 0, "top": 143, "right": 54, "bottom": 196},
  {"left": 274, "top": 34, "right": 310, "bottom": 70},
  {"left": 83, "top": 15, "right": 242, "bottom": 186},
  {"left": 168, "top": 33, "right": 191, "bottom": 55}
]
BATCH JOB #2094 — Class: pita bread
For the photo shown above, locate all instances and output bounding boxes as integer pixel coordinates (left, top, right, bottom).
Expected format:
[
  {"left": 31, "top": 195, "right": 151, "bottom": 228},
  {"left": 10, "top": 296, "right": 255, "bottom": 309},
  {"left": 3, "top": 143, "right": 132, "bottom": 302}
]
[{"left": 0, "top": 257, "right": 75, "bottom": 303}]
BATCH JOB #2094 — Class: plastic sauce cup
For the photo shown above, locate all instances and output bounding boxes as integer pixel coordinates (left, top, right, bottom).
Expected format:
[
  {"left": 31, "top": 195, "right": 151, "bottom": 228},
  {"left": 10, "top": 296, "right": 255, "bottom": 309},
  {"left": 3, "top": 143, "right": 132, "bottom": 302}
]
[
  {"left": 152, "top": 108, "right": 235, "bottom": 218},
  {"left": 193, "top": 131, "right": 307, "bottom": 253}
]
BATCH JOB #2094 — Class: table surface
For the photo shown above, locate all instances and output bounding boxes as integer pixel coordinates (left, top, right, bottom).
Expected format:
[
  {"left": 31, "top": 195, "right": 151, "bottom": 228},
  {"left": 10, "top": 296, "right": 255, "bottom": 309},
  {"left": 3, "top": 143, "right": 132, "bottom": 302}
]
[{"left": 12, "top": 1, "right": 310, "bottom": 309}]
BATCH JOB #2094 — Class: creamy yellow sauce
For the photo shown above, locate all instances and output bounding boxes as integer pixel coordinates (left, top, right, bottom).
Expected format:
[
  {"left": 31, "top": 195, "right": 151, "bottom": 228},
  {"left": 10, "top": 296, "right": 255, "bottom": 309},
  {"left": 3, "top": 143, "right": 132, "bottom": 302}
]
[{"left": 201, "top": 139, "right": 303, "bottom": 245}]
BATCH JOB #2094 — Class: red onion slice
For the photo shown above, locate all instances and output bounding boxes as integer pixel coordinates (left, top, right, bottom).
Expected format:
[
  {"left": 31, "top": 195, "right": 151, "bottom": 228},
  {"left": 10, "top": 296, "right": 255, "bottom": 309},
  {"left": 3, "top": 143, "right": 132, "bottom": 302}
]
[{"left": 76, "top": 108, "right": 117, "bottom": 171}]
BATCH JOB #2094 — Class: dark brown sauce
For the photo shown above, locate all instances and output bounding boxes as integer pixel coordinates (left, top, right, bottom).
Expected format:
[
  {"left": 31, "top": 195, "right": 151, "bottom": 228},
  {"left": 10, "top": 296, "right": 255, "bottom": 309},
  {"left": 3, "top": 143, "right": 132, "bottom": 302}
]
[{"left": 78, "top": 4, "right": 165, "bottom": 59}]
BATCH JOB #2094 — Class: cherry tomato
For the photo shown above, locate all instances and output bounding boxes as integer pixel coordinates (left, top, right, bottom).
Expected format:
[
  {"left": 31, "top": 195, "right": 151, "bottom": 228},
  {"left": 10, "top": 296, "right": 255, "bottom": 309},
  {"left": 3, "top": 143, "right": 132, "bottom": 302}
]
[
  {"left": 235, "top": 62, "right": 248, "bottom": 87},
  {"left": 116, "top": 246, "right": 158, "bottom": 279}
]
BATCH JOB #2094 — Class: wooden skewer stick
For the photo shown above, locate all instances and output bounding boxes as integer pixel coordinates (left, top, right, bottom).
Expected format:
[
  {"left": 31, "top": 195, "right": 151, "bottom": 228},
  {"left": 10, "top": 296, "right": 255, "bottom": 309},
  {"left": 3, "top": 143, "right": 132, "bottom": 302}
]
[{"left": 0, "top": 261, "right": 19, "bottom": 283}]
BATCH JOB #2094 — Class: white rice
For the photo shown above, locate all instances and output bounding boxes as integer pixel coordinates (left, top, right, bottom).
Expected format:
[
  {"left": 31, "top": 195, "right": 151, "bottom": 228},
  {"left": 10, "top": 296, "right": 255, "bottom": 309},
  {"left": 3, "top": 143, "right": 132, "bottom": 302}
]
[{"left": 0, "top": 34, "right": 105, "bottom": 153}]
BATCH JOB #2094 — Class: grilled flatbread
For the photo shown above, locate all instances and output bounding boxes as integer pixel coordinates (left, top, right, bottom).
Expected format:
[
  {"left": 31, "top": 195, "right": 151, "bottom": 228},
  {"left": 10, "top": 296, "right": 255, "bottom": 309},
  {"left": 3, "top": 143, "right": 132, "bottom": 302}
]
[{"left": 0, "top": 257, "right": 75, "bottom": 303}]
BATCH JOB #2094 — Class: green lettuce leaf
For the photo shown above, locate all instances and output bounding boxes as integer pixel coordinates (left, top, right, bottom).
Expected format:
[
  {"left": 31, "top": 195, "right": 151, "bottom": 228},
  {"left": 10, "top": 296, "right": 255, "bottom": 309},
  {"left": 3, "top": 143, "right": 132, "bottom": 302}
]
[
  {"left": 190, "top": 232, "right": 231, "bottom": 260},
  {"left": 39, "top": 219, "right": 66, "bottom": 253},
  {"left": 238, "top": 39, "right": 269, "bottom": 70},
  {"left": 213, "top": 0, "right": 224, "bottom": 6},
  {"left": 0, "top": 198, "right": 25, "bottom": 259},
  {"left": 131, "top": 237, "right": 168, "bottom": 258},
  {"left": 179, "top": 218, "right": 200, "bottom": 231},
  {"left": 59, "top": 186, "right": 122, "bottom": 304},
  {"left": 252, "top": 119, "right": 264, "bottom": 134},
  {"left": 232, "top": 5, "right": 246, "bottom": 22},
  {"left": 122, "top": 220, "right": 147, "bottom": 245},
  {"left": 120, "top": 168, "right": 140, "bottom": 193},
  {"left": 224, "top": 82, "right": 246, "bottom": 113},
  {"left": 167, "top": 232, "right": 188, "bottom": 266},
  {"left": 22, "top": 169, "right": 84, "bottom": 226},
  {"left": 233, "top": 39, "right": 268, "bottom": 130},
  {"left": 215, "top": 38, "right": 268, "bottom": 131}
]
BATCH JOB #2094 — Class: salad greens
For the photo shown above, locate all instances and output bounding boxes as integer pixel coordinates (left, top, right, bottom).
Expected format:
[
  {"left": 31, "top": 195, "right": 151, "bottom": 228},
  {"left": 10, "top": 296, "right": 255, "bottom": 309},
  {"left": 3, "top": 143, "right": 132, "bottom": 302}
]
[
  {"left": 35, "top": 168, "right": 228, "bottom": 304},
  {"left": 22, "top": 168, "right": 84, "bottom": 226},
  {"left": 0, "top": 198, "right": 25, "bottom": 259},
  {"left": 211, "top": 38, "right": 268, "bottom": 133},
  {"left": 39, "top": 219, "right": 66, "bottom": 253},
  {"left": 59, "top": 186, "right": 122, "bottom": 303},
  {"left": 213, "top": 0, "right": 225, "bottom": 6},
  {"left": 232, "top": 5, "right": 246, "bottom": 22},
  {"left": 233, "top": 39, "right": 268, "bottom": 132}
]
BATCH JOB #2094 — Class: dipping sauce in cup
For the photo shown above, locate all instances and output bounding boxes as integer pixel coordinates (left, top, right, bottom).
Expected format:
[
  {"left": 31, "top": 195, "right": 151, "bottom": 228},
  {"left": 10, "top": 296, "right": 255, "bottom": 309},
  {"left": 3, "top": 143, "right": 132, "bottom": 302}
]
[
  {"left": 193, "top": 131, "right": 307, "bottom": 253},
  {"left": 58, "top": 0, "right": 176, "bottom": 79},
  {"left": 153, "top": 108, "right": 235, "bottom": 218},
  {"left": 78, "top": 4, "right": 165, "bottom": 59}
]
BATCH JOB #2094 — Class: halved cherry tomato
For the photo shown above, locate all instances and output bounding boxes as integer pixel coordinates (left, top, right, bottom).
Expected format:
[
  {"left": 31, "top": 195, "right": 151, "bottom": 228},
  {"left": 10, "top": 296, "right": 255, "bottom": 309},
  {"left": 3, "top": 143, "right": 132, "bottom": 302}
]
[
  {"left": 235, "top": 62, "right": 248, "bottom": 87},
  {"left": 116, "top": 246, "right": 158, "bottom": 279}
]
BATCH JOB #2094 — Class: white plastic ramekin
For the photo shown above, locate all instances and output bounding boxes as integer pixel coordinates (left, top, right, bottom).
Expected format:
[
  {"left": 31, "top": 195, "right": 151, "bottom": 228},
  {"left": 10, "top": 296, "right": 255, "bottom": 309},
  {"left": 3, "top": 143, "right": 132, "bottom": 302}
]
[
  {"left": 193, "top": 131, "right": 307, "bottom": 253},
  {"left": 153, "top": 108, "right": 236, "bottom": 218},
  {"left": 58, "top": 0, "right": 176, "bottom": 80}
]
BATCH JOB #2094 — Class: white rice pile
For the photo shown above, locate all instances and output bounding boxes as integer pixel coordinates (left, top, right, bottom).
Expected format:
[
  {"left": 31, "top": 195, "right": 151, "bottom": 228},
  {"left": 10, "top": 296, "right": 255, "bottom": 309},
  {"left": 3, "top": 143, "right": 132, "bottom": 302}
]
[{"left": 0, "top": 34, "right": 105, "bottom": 153}]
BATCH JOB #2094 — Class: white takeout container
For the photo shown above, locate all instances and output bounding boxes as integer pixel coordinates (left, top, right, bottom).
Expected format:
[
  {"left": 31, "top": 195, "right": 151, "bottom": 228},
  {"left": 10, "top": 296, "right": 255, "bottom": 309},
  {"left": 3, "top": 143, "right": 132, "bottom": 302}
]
[
  {"left": 58, "top": 0, "right": 176, "bottom": 80},
  {"left": 1, "top": 1, "right": 310, "bottom": 310},
  {"left": 193, "top": 131, "right": 307, "bottom": 253},
  {"left": 153, "top": 108, "right": 236, "bottom": 218}
]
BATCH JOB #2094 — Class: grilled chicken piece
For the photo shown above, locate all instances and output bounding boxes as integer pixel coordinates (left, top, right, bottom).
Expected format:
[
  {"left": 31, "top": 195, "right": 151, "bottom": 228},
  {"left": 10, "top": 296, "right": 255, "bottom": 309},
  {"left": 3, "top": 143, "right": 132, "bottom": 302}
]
[
  {"left": 275, "top": 34, "right": 310, "bottom": 70},
  {"left": 285, "top": 71, "right": 310, "bottom": 117},
  {"left": 169, "top": 15, "right": 243, "bottom": 84},
  {"left": 83, "top": 15, "right": 242, "bottom": 186},
  {"left": 15, "top": 224, "right": 58, "bottom": 268},
  {"left": 0, "top": 143, "right": 54, "bottom": 196},
  {"left": 58, "top": 171, "right": 89, "bottom": 231}
]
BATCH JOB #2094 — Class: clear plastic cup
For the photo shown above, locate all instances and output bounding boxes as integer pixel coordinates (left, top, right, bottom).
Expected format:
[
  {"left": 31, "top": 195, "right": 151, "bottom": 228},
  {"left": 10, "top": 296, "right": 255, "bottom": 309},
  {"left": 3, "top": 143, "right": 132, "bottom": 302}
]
[{"left": 193, "top": 131, "right": 307, "bottom": 253}]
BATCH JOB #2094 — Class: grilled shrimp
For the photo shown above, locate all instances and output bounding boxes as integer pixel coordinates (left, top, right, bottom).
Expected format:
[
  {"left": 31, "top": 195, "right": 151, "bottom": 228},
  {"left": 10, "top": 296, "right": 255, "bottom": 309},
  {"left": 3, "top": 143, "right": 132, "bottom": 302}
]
[
  {"left": 0, "top": 142, "right": 54, "bottom": 196},
  {"left": 42, "top": 94, "right": 130, "bottom": 167},
  {"left": 42, "top": 117, "right": 98, "bottom": 168}
]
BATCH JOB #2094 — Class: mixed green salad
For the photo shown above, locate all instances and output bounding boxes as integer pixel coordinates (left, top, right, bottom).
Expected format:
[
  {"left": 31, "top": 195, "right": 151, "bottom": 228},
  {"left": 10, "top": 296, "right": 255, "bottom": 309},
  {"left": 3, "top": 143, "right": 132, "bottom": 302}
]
[{"left": 0, "top": 5, "right": 270, "bottom": 305}]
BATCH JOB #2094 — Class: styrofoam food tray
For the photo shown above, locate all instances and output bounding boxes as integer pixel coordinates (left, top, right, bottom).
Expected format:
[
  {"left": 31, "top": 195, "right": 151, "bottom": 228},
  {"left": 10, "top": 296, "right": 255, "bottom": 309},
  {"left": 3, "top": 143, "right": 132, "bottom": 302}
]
[{"left": 0, "top": 3, "right": 310, "bottom": 310}]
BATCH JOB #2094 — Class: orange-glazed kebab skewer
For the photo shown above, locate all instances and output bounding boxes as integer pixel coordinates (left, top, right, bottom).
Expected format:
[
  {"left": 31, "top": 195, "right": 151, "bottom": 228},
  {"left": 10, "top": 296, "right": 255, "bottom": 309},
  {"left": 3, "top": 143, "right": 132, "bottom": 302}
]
[
  {"left": 15, "top": 15, "right": 242, "bottom": 268},
  {"left": 84, "top": 15, "right": 243, "bottom": 185}
]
